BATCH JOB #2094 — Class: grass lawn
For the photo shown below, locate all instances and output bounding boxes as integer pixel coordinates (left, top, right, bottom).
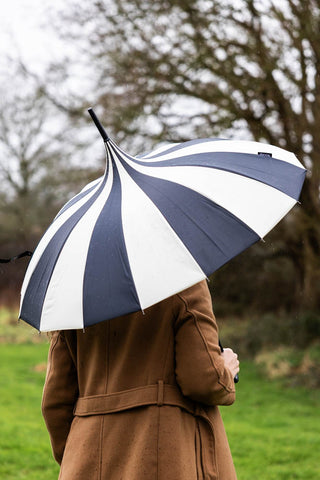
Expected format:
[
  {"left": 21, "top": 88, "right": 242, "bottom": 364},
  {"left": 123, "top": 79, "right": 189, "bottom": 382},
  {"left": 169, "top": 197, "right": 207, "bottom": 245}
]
[
  {"left": 222, "top": 363, "right": 320, "bottom": 479},
  {"left": 0, "top": 342, "right": 319, "bottom": 479},
  {"left": 0, "top": 342, "right": 59, "bottom": 480}
]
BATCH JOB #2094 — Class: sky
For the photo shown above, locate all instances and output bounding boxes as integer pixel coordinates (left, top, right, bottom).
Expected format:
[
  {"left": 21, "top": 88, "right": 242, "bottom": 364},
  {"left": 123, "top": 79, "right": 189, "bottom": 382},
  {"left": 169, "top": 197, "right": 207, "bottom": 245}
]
[{"left": 0, "top": 0, "right": 65, "bottom": 74}]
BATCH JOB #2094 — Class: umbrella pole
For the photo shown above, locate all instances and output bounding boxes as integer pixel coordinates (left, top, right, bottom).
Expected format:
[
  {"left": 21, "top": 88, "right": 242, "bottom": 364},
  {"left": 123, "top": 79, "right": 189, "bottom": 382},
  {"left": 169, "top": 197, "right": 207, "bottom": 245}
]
[
  {"left": 88, "top": 108, "right": 110, "bottom": 143},
  {"left": 219, "top": 340, "right": 239, "bottom": 383}
]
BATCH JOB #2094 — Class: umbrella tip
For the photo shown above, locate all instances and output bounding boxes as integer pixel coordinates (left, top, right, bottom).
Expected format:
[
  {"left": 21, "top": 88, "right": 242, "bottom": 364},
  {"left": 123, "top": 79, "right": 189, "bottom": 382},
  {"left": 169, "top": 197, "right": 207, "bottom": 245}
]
[{"left": 88, "top": 107, "right": 110, "bottom": 143}]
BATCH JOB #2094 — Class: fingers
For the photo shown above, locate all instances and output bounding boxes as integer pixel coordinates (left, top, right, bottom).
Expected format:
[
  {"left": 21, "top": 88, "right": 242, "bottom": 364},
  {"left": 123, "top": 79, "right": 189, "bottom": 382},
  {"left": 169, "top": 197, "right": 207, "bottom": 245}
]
[
  {"left": 221, "top": 348, "right": 240, "bottom": 377},
  {"left": 234, "top": 358, "right": 240, "bottom": 375}
]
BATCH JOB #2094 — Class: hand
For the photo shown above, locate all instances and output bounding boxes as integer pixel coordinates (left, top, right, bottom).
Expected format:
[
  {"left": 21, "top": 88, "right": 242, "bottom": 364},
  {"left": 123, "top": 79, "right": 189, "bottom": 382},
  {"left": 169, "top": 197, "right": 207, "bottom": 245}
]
[{"left": 221, "top": 348, "right": 240, "bottom": 379}]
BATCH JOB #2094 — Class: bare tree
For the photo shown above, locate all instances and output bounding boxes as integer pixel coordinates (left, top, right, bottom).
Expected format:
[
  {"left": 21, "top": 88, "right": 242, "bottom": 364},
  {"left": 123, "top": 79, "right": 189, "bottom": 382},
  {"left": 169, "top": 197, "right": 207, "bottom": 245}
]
[
  {"left": 47, "top": 0, "right": 320, "bottom": 310},
  {"left": 0, "top": 68, "right": 103, "bottom": 239}
]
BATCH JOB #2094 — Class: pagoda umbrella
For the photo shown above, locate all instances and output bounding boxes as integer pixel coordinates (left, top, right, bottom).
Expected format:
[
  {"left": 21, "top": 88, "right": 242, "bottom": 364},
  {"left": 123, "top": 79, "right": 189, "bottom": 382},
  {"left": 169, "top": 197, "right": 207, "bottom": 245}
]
[{"left": 19, "top": 108, "right": 306, "bottom": 332}]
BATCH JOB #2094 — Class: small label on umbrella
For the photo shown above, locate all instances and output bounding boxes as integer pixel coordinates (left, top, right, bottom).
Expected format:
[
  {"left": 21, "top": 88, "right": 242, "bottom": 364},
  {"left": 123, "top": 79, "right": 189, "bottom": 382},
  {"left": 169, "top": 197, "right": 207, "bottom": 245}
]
[{"left": 258, "top": 152, "right": 272, "bottom": 157}]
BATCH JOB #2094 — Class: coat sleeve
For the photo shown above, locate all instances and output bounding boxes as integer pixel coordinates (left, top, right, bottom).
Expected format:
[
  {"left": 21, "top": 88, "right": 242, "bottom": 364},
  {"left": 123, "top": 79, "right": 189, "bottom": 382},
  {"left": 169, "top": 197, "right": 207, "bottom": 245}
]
[
  {"left": 173, "top": 280, "right": 236, "bottom": 406},
  {"left": 41, "top": 331, "right": 79, "bottom": 465}
]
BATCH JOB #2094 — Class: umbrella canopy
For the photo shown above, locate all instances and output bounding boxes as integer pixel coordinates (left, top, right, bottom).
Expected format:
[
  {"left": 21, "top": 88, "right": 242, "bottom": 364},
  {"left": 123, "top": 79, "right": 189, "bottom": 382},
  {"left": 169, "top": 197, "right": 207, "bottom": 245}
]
[{"left": 19, "top": 115, "right": 306, "bottom": 331}]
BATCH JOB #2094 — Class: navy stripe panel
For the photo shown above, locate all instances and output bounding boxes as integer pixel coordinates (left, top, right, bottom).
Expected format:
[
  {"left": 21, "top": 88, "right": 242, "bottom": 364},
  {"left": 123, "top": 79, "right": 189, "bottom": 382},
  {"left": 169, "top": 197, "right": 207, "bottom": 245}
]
[
  {"left": 121, "top": 161, "right": 260, "bottom": 277},
  {"left": 83, "top": 160, "right": 140, "bottom": 326},
  {"left": 141, "top": 138, "right": 225, "bottom": 159},
  {"left": 19, "top": 174, "right": 109, "bottom": 330},
  {"left": 131, "top": 151, "right": 306, "bottom": 200}
]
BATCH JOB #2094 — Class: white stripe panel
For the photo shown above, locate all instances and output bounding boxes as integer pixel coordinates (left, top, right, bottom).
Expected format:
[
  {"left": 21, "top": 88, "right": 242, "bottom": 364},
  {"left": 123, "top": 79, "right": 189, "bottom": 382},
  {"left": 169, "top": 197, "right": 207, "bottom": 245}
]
[
  {"left": 139, "top": 139, "right": 303, "bottom": 168},
  {"left": 115, "top": 157, "right": 206, "bottom": 311},
  {"left": 140, "top": 142, "right": 181, "bottom": 159},
  {"left": 122, "top": 160, "right": 296, "bottom": 238},
  {"left": 40, "top": 161, "right": 114, "bottom": 331},
  {"left": 19, "top": 176, "right": 103, "bottom": 311}
]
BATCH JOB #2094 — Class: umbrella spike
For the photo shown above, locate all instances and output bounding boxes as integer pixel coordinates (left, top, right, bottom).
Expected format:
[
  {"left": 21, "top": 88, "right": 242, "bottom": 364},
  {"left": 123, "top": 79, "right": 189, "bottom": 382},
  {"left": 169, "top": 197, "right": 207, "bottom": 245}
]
[{"left": 88, "top": 108, "right": 110, "bottom": 143}]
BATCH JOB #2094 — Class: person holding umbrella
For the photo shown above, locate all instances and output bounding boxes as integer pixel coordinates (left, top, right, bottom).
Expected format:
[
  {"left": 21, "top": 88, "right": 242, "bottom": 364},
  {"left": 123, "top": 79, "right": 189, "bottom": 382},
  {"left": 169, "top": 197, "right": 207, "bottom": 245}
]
[
  {"left": 42, "top": 280, "right": 239, "bottom": 480},
  {"left": 20, "top": 110, "right": 305, "bottom": 479}
]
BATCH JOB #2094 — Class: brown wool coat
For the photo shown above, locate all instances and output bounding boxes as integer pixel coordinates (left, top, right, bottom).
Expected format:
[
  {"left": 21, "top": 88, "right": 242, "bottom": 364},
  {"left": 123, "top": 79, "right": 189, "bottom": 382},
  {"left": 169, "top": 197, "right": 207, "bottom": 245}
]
[{"left": 42, "top": 280, "right": 237, "bottom": 480}]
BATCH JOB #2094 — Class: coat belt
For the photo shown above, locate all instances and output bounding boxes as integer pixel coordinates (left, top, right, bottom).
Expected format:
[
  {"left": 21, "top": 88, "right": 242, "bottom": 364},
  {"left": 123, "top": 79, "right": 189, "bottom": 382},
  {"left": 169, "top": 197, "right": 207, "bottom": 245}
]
[
  {"left": 74, "top": 381, "right": 198, "bottom": 416},
  {"left": 74, "top": 382, "right": 218, "bottom": 479}
]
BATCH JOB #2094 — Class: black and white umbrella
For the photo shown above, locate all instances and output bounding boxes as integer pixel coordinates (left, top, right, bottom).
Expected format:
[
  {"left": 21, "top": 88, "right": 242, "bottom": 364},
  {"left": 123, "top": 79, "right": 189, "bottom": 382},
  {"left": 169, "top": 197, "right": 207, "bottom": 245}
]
[{"left": 19, "top": 109, "right": 306, "bottom": 332}]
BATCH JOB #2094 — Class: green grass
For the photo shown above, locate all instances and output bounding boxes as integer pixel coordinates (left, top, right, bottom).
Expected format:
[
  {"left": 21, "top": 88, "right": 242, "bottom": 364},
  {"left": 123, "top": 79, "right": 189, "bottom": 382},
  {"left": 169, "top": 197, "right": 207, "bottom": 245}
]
[
  {"left": 222, "top": 362, "right": 320, "bottom": 479},
  {"left": 0, "top": 343, "right": 59, "bottom": 480},
  {"left": 0, "top": 343, "right": 319, "bottom": 479}
]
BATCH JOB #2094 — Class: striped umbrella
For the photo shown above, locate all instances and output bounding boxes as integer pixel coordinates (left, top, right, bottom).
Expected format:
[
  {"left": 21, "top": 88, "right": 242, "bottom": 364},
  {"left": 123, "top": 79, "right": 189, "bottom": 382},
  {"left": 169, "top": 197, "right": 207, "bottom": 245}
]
[{"left": 19, "top": 110, "right": 306, "bottom": 332}]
